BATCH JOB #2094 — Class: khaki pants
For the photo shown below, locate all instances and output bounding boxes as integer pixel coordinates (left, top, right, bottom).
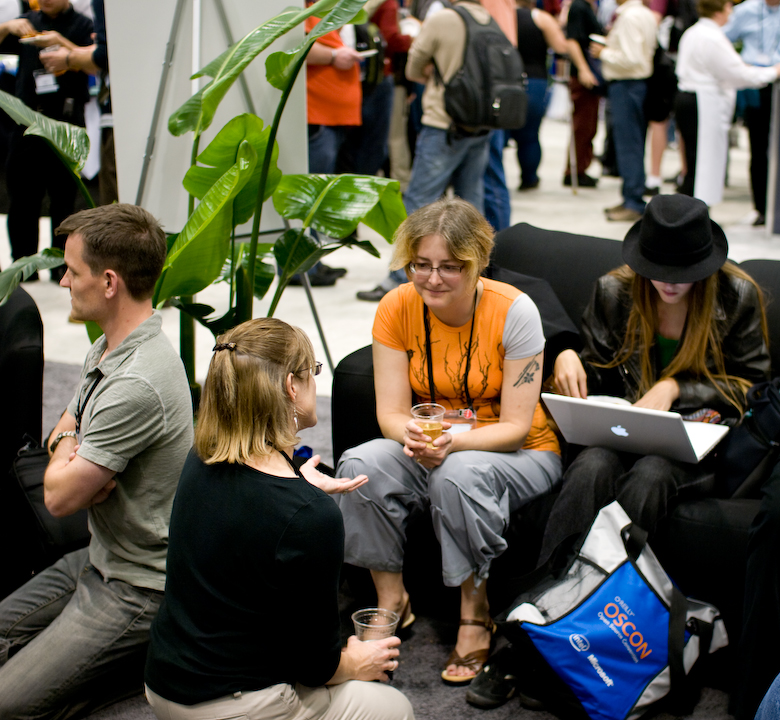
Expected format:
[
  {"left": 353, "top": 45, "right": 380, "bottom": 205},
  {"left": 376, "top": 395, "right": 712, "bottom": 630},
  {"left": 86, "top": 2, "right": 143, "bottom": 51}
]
[{"left": 145, "top": 680, "right": 414, "bottom": 720}]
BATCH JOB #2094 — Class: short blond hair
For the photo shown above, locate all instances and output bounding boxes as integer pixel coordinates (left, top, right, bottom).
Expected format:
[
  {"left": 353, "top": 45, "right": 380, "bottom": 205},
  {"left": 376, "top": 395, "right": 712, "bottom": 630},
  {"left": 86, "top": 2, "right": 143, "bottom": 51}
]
[
  {"left": 194, "top": 318, "right": 316, "bottom": 464},
  {"left": 389, "top": 198, "right": 495, "bottom": 286}
]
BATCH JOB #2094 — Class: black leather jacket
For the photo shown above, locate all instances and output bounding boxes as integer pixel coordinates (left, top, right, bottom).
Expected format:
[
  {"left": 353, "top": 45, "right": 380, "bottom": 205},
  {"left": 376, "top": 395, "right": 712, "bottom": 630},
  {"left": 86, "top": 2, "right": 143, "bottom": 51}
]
[{"left": 579, "top": 269, "right": 771, "bottom": 418}]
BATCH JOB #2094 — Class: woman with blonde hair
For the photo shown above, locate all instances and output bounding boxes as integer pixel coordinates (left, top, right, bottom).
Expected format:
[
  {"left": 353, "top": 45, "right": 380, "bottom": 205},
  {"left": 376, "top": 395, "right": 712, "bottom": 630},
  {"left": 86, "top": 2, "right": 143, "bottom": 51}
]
[
  {"left": 144, "top": 318, "right": 414, "bottom": 720},
  {"left": 337, "top": 198, "right": 563, "bottom": 685},
  {"left": 541, "top": 193, "right": 770, "bottom": 562}
]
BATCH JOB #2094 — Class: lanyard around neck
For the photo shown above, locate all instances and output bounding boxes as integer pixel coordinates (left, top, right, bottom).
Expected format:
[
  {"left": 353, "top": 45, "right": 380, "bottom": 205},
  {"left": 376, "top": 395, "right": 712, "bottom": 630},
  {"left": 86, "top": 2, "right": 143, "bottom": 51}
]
[
  {"left": 423, "top": 290, "right": 478, "bottom": 409},
  {"left": 75, "top": 372, "right": 103, "bottom": 436}
]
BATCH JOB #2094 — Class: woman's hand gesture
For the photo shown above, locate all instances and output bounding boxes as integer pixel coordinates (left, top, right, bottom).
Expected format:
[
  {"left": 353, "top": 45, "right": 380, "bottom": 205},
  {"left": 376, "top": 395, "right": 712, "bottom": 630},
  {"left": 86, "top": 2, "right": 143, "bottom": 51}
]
[
  {"left": 300, "top": 455, "right": 368, "bottom": 495},
  {"left": 554, "top": 349, "right": 588, "bottom": 398}
]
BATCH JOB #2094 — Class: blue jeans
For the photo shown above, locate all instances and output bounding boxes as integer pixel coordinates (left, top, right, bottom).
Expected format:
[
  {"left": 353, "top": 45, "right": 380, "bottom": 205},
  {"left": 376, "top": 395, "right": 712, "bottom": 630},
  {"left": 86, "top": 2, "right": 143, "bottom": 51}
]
[
  {"left": 607, "top": 79, "right": 648, "bottom": 213},
  {"left": 341, "top": 75, "right": 395, "bottom": 176},
  {"left": 483, "top": 129, "right": 510, "bottom": 231},
  {"left": 0, "top": 548, "right": 163, "bottom": 719},
  {"left": 308, "top": 124, "right": 348, "bottom": 175},
  {"left": 509, "top": 77, "right": 550, "bottom": 187},
  {"left": 403, "top": 125, "right": 490, "bottom": 215}
]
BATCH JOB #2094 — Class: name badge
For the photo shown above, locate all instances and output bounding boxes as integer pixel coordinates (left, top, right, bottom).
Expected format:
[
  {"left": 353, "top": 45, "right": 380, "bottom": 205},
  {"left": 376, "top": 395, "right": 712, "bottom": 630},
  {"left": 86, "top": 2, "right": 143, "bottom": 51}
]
[{"left": 34, "top": 70, "right": 58, "bottom": 94}]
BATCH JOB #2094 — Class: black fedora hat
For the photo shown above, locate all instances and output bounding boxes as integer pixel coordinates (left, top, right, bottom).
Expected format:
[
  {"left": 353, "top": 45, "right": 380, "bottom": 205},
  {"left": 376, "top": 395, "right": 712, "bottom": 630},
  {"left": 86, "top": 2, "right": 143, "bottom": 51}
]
[{"left": 622, "top": 195, "right": 728, "bottom": 283}]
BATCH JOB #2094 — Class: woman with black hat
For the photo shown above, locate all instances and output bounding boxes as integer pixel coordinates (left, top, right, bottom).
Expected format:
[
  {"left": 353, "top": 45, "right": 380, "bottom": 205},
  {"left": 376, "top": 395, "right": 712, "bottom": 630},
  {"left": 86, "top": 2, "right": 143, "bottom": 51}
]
[{"left": 538, "top": 193, "right": 770, "bottom": 564}]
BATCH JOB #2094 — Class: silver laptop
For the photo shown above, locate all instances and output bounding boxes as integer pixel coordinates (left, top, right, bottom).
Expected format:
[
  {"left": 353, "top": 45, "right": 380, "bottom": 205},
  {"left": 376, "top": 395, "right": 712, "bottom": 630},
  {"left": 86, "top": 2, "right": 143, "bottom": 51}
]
[{"left": 541, "top": 393, "right": 730, "bottom": 464}]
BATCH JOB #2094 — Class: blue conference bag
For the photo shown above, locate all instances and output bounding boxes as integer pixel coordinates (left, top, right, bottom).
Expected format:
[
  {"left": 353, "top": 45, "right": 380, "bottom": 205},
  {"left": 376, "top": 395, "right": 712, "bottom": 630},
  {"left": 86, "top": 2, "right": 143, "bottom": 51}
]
[{"left": 501, "top": 502, "right": 727, "bottom": 720}]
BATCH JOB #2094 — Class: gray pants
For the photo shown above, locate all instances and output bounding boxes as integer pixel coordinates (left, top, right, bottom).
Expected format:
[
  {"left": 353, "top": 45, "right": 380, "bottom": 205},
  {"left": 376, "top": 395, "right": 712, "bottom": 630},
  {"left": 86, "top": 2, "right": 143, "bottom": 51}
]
[
  {"left": 0, "top": 548, "right": 162, "bottom": 720},
  {"left": 337, "top": 440, "right": 562, "bottom": 587},
  {"left": 146, "top": 680, "right": 414, "bottom": 720}
]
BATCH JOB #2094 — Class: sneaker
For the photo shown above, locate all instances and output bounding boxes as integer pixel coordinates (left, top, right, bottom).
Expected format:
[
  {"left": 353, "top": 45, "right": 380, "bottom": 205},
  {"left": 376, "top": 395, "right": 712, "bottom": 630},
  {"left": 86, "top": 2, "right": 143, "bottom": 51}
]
[
  {"left": 606, "top": 205, "right": 643, "bottom": 222},
  {"left": 643, "top": 186, "right": 660, "bottom": 197},
  {"left": 466, "top": 647, "right": 518, "bottom": 709},
  {"left": 604, "top": 203, "right": 625, "bottom": 214},
  {"left": 563, "top": 173, "right": 598, "bottom": 188},
  {"left": 356, "top": 284, "right": 389, "bottom": 302}
]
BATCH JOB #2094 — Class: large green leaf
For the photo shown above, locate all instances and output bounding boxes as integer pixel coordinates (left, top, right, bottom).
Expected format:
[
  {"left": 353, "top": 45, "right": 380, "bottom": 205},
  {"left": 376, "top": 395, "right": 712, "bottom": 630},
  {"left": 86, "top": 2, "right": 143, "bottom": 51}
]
[
  {"left": 0, "top": 249, "right": 64, "bottom": 305},
  {"left": 168, "top": 0, "right": 364, "bottom": 137},
  {"left": 0, "top": 89, "right": 89, "bottom": 173},
  {"left": 155, "top": 141, "right": 258, "bottom": 302},
  {"left": 182, "top": 115, "right": 281, "bottom": 226},
  {"left": 272, "top": 174, "right": 406, "bottom": 241},
  {"left": 264, "top": 0, "right": 368, "bottom": 91}
]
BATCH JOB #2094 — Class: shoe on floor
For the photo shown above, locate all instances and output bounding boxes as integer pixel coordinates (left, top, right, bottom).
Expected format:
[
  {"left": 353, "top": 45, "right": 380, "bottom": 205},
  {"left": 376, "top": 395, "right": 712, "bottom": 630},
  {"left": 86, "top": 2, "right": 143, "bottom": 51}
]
[
  {"left": 319, "top": 262, "right": 347, "bottom": 279},
  {"left": 288, "top": 266, "right": 340, "bottom": 287},
  {"left": 441, "top": 619, "right": 495, "bottom": 686},
  {"left": 604, "top": 203, "right": 625, "bottom": 214},
  {"left": 356, "top": 284, "right": 389, "bottom": 302},
  {"left": 563, "top": 173, "right": 598, "bottom": 188},
  {"left": 518, "top": 179, "right": 539, "bottom": 191},
  {"left": 606, "top": 205, "right": 643, "bottom": 222},
  {"left": 753, "top": 213, "right": 766, "bottom": 227},
  {"left": 466, "top": 647, "right": 518, "bottom": 709},
  {"left": 643, "top": 185, "right": 660, "bottom": 197}
]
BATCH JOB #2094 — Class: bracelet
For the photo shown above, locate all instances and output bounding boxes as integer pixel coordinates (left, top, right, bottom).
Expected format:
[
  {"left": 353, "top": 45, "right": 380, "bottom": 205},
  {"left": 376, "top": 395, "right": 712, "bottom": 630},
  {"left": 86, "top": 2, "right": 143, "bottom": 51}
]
[
  {"left": 66, "top": 51, "right": 72, "bottom": 70},
  {"left": 50, "top": 430, "right": 77, "bottom": 454},
  {"left": 330, "top": 48, "right": 337, "bottom": 65}
]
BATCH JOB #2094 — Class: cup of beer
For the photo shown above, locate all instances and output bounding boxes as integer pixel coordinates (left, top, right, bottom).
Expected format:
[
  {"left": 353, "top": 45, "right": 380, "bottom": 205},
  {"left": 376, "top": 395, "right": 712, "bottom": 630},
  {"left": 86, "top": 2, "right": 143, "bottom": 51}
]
[{"left": 411, "top": 402, "right": 446, "bottom": 448}]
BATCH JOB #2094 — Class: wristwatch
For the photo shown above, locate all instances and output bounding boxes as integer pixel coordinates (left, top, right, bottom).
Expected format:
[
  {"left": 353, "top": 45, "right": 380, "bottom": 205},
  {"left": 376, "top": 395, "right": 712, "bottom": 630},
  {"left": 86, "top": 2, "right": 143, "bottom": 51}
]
[{"left": 50, "top": 430, "right": 78, "bottom": 453}]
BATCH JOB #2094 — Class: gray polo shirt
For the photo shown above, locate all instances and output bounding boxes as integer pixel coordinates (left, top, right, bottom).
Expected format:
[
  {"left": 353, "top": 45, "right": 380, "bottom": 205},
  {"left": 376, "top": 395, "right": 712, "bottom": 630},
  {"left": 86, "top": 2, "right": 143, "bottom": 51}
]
[{"left": 66, "top": 311, "right": 193, "bottom": 591}]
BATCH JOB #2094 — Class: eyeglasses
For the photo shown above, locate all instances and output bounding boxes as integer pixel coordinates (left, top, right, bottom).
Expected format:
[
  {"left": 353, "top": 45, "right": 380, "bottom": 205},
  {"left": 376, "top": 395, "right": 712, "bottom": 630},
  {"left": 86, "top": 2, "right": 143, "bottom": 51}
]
[
  {"left": 310, "top": 362, "right": 323, "bottom": 376},
  {"left": 409, "top": 262, "right": 464, "bottom": 279}
]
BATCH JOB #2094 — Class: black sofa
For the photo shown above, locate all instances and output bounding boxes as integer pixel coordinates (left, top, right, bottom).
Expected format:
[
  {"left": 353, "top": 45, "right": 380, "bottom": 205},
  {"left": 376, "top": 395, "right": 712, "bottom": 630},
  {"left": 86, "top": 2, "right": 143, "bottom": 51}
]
[{"left": 331, "top": 222, "right": 780, "bottom": 679}]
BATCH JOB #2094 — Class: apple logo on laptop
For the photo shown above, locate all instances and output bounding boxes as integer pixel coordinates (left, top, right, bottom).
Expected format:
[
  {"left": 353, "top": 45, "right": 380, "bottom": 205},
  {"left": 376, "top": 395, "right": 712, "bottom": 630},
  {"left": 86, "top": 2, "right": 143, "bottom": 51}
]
[{"left": 611, "top": 425, "right": 629, "bottom": 437}]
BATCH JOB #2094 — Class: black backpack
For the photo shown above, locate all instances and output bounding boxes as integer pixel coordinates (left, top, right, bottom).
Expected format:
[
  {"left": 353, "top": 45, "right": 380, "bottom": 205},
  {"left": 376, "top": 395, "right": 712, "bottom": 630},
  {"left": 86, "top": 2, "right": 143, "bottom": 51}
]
[
  {"left": 354, "top": 22, "right": 386, "bottom": 96},
  {"left": 437, "top": 4, "right": 527, "bottom": 131}
]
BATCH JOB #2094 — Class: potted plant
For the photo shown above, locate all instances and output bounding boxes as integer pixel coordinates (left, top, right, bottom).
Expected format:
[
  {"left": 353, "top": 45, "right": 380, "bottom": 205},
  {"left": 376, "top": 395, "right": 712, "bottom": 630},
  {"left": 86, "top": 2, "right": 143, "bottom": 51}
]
[{"left": 0, "top": 0, "right": 406, "bottom": 392}]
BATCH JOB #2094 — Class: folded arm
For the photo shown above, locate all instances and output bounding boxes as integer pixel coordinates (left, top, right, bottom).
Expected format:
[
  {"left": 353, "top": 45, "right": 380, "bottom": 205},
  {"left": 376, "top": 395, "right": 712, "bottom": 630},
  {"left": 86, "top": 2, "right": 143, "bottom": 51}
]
[{"left": 44, "top": 411, "right": 116, "bottom": 517}]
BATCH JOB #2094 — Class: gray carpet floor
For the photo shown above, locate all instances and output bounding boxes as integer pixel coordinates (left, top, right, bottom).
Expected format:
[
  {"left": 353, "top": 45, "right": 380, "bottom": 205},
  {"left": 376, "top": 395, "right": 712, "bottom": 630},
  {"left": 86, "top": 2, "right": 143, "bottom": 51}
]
[{"left": 43, "top": 362, "right": 734, "bottom": 720}]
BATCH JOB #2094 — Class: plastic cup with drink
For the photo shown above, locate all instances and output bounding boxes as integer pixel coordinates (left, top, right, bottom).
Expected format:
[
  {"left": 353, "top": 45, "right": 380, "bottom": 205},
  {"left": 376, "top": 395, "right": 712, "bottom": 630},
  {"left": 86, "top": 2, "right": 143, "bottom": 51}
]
[
  {"left": 411, "top": 402, "right": 446, "bottom": 448},
  {"left": 351, "top": 608, "right": 400, "bottom": 680}
]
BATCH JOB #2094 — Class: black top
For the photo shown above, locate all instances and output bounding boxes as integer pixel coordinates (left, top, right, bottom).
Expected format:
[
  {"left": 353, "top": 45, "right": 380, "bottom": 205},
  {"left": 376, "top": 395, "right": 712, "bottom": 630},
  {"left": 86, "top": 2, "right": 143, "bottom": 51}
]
[
  {"left": 517, "top": 8, "right": 548, "bottom": 80},
  {"left": 565, "top": 0, "right": 602, "bottom": 80},
  {"left": 0, "top": 6, "right": 92, "bottom": 124},
  {"left": 144, "top": 451, "right": 345, "bottom": 704}
]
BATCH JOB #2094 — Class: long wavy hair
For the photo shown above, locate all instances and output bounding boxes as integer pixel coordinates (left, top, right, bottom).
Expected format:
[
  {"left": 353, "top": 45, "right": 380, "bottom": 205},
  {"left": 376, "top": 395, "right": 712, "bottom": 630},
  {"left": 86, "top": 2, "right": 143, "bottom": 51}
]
[{"left": 603, "top": 262, "right": 768, "bottom": 412}]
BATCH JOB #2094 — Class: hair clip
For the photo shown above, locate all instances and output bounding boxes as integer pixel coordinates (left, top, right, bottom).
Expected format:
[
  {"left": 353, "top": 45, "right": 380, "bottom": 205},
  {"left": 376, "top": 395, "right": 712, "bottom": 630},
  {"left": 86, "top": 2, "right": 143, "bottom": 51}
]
[{"left": 213, "top": 342, "right": 237, "bottom": 352}]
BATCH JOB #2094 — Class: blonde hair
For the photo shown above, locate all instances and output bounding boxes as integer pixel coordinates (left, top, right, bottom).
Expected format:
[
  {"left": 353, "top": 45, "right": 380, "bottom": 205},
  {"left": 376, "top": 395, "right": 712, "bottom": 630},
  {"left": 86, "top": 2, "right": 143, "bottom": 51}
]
[
  {"left": 194, "top": 318, "right": 316, "bottom": 464},
  {"left": 604, "top": 262, "right": 768, "bottom": 412},
  {"left": 389, "top": 198, "right": 494, "bottom": 287}
]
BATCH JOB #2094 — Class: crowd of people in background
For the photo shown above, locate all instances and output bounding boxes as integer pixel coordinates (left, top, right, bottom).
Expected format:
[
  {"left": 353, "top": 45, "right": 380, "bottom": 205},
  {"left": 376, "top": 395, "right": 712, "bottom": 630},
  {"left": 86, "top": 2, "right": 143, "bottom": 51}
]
[{"left": 300, "top": 0, "right": 780, "bottom": 295}]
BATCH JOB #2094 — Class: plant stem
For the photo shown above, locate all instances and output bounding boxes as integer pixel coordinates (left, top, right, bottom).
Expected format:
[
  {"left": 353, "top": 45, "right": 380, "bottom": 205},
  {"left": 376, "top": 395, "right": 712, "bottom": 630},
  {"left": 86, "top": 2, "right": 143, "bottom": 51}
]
[
  {"left": 73, "top": 172, "right": 96, "bottom": 209},
  {"left": 239, "top": 45, "right": 312, "bottom": 324},
  {"left": 181, "top": 137, "right": 201, "bottom": 406}
]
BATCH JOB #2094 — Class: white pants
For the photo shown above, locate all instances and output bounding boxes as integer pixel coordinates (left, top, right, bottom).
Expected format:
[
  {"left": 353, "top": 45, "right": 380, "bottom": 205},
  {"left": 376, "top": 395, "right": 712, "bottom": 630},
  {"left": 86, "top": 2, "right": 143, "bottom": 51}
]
[{"left": 145, "top": 680, "right": 414, "bottom": 720}]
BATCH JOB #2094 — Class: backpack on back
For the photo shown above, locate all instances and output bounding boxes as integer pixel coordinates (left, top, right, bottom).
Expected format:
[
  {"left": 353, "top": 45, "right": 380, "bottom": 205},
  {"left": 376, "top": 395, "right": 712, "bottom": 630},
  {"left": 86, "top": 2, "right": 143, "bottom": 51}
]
[{"left": 438, "top": 4, "right": 528, "bottom": 131}]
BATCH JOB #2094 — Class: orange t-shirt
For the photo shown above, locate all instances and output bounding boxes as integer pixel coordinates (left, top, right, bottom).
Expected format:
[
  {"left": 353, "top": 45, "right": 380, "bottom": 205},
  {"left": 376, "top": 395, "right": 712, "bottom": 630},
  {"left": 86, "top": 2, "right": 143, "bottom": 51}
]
[
  {"left": 373, "top": 279, "right": 559, "bottom": 454},
  {"left": 305, "top": 18, "right": 361, "bottom": 126}
]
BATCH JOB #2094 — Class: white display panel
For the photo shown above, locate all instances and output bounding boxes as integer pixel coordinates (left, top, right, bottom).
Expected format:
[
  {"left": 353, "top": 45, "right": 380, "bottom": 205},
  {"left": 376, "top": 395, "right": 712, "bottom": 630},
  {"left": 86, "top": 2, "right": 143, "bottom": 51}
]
[{"left": 105, "top": 0, "right": 307, "bottom": 237}]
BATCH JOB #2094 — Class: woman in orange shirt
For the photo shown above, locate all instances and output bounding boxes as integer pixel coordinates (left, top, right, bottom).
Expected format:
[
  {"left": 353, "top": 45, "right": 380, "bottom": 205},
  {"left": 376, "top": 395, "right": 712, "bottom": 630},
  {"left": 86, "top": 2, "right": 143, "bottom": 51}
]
[{"left": 337, "top": 199, "right": 562, "bottom": 685}]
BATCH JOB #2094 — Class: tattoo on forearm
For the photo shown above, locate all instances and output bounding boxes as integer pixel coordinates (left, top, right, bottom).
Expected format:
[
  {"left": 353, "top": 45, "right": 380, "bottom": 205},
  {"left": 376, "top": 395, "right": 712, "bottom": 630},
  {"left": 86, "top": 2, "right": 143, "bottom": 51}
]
[{"left": 513, "top": 354, "right": 541, "bottom": 388}]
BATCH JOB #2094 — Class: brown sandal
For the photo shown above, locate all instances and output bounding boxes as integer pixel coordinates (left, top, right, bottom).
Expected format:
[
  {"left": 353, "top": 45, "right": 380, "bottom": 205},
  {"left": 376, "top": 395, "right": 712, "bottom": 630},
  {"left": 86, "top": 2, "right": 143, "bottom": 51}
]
[{"left": 441, "top": 619, "right": 495, "bottom": 685}]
